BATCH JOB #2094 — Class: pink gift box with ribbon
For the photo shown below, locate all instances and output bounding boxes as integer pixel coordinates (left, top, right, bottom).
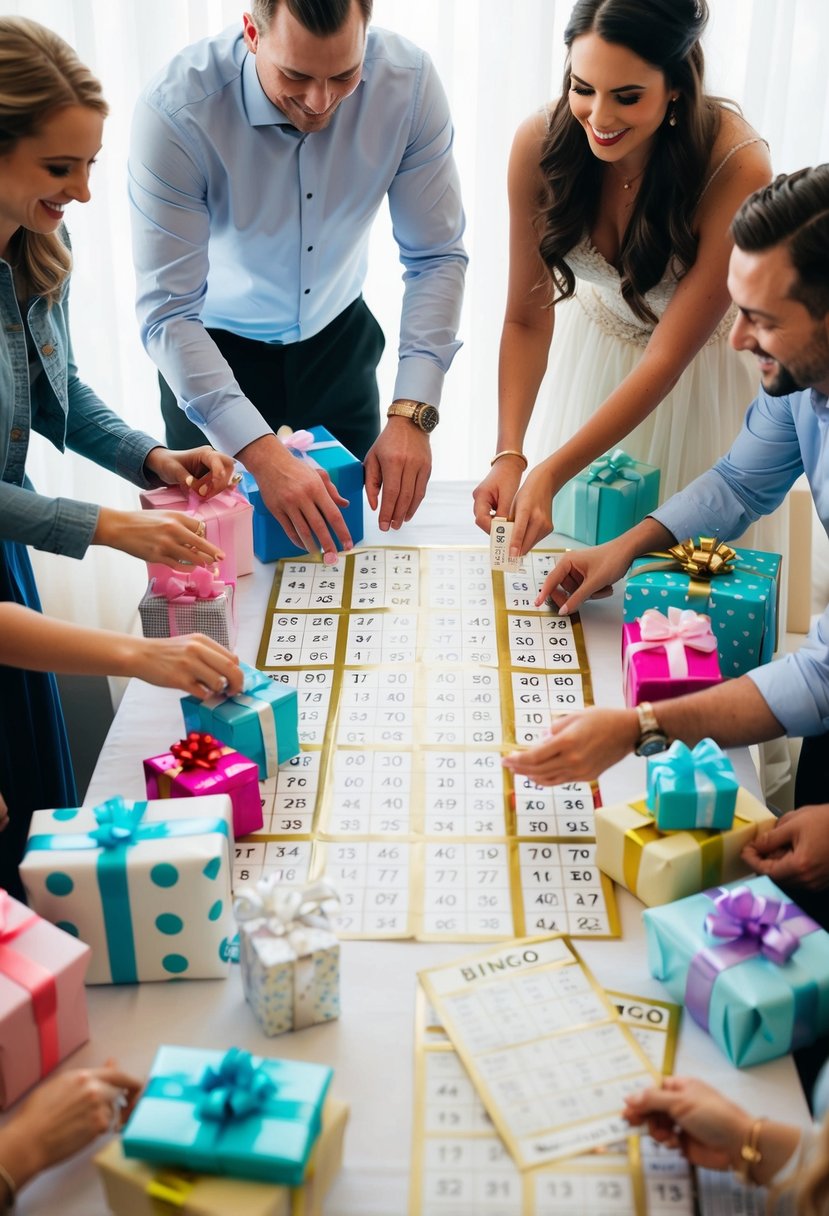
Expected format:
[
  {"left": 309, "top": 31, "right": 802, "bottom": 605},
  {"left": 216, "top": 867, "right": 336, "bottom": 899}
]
[
  {"left": 0, "top": 889, "right": 90, "bottom": 1108},
  {"left": 144, "top": 732, "right": 263, "bottom": 839},
  {"left": 139, "top": 567, "right": 236, "bottom": 648},
  {"left": 140, "top": 485, "right": 253, "bottom": 582},
  {"left": 622, "top": 607, "right": 722, "bottom": 706}
]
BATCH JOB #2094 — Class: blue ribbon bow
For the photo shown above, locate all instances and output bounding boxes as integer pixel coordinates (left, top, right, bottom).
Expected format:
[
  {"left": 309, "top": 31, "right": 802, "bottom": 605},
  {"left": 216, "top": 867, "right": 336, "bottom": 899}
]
[
  {"left": 90, "top": 796, "right": 146, "bottom": 848},
  {"left": 196, "top": 1048, "right": 276, "bottom": 1122},
  {"left": 587, "top": 447, "right": 643, "bottom": 485}
]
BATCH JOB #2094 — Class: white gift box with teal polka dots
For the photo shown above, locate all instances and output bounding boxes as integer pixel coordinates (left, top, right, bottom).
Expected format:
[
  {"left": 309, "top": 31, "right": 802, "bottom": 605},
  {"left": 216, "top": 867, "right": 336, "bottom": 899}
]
[
  {"left": 239, "top": 923, "right": 340, "bottom": 1037},
  {"left": 624, "top": 546, "right": 781, "bottom": 679},
  {"left": 19, "top": 796, "right": 235, "bottom": 986}
]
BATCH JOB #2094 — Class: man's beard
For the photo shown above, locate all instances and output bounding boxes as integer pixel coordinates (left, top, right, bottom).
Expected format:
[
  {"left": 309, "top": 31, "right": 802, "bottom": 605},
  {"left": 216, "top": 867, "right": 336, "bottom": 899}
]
[{"left": 763, "top": 361, "right": 804, "bottom": 396}]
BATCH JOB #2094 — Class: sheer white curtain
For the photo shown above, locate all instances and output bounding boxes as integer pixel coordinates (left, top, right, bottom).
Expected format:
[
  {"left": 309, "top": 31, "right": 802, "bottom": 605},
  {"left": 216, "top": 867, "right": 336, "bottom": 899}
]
[{"left": 4, "top": 0, "right": 829, "bottom": 639}]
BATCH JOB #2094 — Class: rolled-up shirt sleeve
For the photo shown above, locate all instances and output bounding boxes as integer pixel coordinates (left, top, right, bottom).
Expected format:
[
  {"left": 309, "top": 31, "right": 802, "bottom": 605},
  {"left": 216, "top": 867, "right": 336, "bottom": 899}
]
[{"left": 748, "top": 606, "right": 829, "bottom": 737}]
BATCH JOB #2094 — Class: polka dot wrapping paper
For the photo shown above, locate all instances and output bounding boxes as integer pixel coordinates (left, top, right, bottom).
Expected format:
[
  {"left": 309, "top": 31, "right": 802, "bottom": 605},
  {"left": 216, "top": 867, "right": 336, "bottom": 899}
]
[
  {"left": 19, "top": 795, "right": 235, "bottom": 985},
  {"left": 623, "top": 544, "right": 781, "bottom": 679},
  {"left": 238, "top": 923, "right": 340, "bottom": 1037}
]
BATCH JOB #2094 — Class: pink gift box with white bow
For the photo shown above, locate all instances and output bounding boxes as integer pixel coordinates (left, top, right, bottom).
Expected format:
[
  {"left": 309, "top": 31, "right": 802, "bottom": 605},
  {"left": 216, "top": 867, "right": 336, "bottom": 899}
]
[{"left": 622, "top": 607, "right": 723, "bottom": 706}]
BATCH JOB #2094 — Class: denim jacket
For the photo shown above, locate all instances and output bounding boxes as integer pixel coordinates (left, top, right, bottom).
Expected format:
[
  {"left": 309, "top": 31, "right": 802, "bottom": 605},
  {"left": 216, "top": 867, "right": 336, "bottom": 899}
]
[{"left": 0, "top": 251, "right": 160, "bottom": 558}]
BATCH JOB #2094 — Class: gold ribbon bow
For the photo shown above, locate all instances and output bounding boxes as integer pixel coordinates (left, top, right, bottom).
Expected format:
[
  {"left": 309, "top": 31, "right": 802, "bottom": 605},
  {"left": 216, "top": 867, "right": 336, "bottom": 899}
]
[{"left": 667, "top": 537, "right": 738, "bottom": 580}]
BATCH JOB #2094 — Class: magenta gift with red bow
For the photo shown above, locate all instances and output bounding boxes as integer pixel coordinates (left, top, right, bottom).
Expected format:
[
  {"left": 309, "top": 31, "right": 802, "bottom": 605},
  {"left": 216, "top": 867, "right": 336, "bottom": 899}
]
[
  {"left": 144, "top": 732, "right": 263, "bottom": 840},
  {"left": 622, "top": 607, "right": 722, "bottom": 706},
  {"left": 644, "top": 876, "right": 829, "bottom": 1065}
]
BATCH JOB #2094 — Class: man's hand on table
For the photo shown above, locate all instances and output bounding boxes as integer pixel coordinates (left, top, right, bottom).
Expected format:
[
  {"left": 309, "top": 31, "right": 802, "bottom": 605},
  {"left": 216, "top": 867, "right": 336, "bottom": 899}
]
[
  {"left": 502, "top": 707, "right": 640, "bottom": 785},
  {"left": 743, "top": 804, "right": 829, "bottom": 891},
  {"left": 238, "top": 433, "right": 352, "bottom": 562},
  {"left": 364, "top": 418, "right": 431, "bottom": 531}
]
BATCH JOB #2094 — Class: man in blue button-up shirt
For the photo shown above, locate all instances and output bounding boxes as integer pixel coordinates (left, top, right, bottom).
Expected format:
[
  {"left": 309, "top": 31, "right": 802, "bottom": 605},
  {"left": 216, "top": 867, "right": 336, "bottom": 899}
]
[
  {"left": 129, "top": 0, "right": 467, "bottom": 560},
  {"left": 502, "top": 165, "right": 829, "bottom": 897}
]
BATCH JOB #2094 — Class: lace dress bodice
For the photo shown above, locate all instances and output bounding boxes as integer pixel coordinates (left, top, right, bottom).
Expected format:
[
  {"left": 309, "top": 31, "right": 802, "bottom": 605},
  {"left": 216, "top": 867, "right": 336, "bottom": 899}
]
[{"left": 564, "top": 235, "right": 737, "bottom": 349}]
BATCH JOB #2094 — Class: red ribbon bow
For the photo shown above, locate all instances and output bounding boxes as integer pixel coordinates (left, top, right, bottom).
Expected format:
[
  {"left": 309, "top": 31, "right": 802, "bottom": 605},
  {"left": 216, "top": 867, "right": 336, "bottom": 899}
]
[{"left": 170, "top": 732, "right": 225, "bottom": 771}]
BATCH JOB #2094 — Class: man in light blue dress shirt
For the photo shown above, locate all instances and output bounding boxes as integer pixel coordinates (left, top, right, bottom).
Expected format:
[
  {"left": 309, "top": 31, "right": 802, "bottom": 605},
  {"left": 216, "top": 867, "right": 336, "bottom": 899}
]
[
  {"left": 129, "top": 0, "right": 467, "bottom": 560},
  {"left": 501, "top": 166, "right": 829, "bottom": 904}
]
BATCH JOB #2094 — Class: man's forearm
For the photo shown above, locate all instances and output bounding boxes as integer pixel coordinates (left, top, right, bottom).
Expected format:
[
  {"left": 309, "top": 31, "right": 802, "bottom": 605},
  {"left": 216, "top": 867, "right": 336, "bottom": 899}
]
[
  {"left": 618, "top": 516, "right": 678, "bottom": 565},
  {"left": 652, "top": 675, "right": 784, "bottom": 748}
]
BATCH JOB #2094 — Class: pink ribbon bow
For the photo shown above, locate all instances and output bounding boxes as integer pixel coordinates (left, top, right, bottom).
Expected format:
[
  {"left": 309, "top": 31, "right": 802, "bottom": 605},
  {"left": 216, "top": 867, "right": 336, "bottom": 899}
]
[
  {"left": 155, "top": 565, "right": 226, "bottom": 602},
  {"left": 279, "top": 429, "right": 317, "bottom": 454},
  {"left": 625, "top": 606, "right": 717, "bottom": 680}
]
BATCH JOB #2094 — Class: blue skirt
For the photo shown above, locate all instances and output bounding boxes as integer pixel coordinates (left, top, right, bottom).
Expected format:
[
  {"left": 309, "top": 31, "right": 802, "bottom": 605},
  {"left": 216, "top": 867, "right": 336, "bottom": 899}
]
[{"left": 0, "top": 541, "right": 77, "bottom": 898}]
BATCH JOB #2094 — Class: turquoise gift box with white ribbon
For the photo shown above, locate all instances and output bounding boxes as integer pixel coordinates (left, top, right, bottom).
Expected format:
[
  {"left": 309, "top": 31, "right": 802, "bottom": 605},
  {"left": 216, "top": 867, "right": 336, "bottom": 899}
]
[
  {"left": 182, "top": 662, "right": 299, "bottom": 781},
  {"left": 553, "top": 448, "right": 660, "bottom": 545},
  {"left": 240, "top": 425, "right": 364, "bottom": 563},
  {"left": 644, "top": 876, "right": 829, "bottom": 1066},
  {"left": 122, "top": 1045, "right": 332, "bottom": 1186},
  {"left": 646, "top": 739, "right": 739, "bottom": 831},
  {"left": 19, "top": 795, "right": 234, "bottom": 985}
]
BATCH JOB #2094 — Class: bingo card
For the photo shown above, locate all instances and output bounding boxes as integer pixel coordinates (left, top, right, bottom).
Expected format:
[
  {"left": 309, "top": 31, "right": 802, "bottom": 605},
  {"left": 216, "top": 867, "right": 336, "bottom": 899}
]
[{"left": 242, "top": 546, "right": 619, "bottom": 943}]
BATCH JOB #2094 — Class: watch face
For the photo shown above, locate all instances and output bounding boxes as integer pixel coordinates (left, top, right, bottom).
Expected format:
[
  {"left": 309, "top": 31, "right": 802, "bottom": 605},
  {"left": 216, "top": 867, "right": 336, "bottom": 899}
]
[
  {"left": 635, "top": 732, "right": 669, "bottom": 757},
  {"left": 416, "top": 404, "right": 439, "bottom": 433}
]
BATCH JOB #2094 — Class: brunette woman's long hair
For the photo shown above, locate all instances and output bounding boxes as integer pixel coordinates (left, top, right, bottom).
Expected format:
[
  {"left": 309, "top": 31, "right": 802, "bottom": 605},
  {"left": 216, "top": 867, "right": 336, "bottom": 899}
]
[{"left": 538, "top": 0, "right": 724, "bottom": 324}]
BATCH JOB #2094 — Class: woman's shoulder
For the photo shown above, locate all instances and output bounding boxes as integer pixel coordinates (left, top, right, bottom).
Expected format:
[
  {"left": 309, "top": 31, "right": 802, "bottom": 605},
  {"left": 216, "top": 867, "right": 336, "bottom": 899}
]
[
  {"left": 514, "top": 107, "right": 550, "bottom": 148},
  {"left": 706, "top": 105, "right": 769, "bottom": 173}
]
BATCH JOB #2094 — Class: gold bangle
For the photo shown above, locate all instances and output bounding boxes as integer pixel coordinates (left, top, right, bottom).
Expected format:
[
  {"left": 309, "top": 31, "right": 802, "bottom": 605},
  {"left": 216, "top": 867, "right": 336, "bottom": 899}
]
[
  {"left": 0, "top": 1161, "right": 17, "bottom": 1206},
  {"left": 737, "top": 1117, "right": 765, "bottom": 1183},
  {"left": 490, "top": 450, "right": 528, "bottom": 470}
]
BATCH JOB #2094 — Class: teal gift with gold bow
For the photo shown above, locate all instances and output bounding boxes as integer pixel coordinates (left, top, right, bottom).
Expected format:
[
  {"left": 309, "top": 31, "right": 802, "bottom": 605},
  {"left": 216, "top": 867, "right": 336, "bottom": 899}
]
[
  {"left": 122, "top": 1045, "right": 332, "bottom": 1185},
  {"left": 20, "top": 796, "right": 234, "bottom": 985},
  {"left": 554, "top": 448, "right": 660, "bottom": 545}
]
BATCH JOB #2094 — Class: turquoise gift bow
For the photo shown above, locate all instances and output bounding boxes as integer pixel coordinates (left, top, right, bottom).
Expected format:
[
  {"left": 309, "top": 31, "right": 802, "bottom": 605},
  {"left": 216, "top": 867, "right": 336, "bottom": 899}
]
[
  {"left": 647, "top": 738, "right": 736, "bottom": 827},
  {"left": 196, "top": 1048, "right": 275, "bottom": 1121},
  {"left": 26, "top": 797, "right": 229, "bottom": 984},
  {"left": 587, "top": 447, "right": 644, "bottom": 485}
]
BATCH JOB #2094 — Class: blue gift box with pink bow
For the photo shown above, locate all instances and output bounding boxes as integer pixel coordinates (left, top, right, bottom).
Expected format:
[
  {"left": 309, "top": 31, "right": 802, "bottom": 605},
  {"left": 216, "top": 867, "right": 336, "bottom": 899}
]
[
  {"left": 646, "top": 739, "right": 739, "bottom": 831},
  {"left": 554, "top": 447, "right": 660, "bottom": 545},
  {"left": 181, "top": 662, "right": 299, "bottom": 781},
  {"left": 240, "top": 426, "right": 364, "bottom": 563},
  {"left": 643, "top": 876, "right": 829, "bottom": 1066},
  {"left": 122, "top": 1045, "right": 332, "bottom": 1184}
]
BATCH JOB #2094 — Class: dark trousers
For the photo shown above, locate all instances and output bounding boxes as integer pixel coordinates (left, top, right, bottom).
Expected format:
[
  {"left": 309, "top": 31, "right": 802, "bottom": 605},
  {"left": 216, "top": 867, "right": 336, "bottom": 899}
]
[
  {"left": 788, "top": 732, "right": 829, "bottom": 1109},
  {"left": 160, "top": 296, "right": 385, "bottom": 461}
]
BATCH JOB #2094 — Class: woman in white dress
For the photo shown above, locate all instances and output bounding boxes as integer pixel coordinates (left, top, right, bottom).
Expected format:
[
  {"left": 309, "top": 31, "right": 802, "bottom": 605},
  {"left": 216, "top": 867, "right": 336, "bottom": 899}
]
[{"left": 473, "top": 0, "right": 784, "bottom": 561}]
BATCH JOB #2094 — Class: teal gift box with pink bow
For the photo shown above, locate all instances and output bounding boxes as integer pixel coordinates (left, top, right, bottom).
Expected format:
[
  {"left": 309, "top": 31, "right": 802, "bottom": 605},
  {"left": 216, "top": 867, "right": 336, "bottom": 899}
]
[
  {"left": 182, "top": 662, "right": 299, "bottom": 780},
  {"left": 644, "top": 876, "right": 829, "bottom": 1066},
  {"left": 19, "top": 795, "right": 234, "bottom": 985},
  {"left": 554, "top": 448, "right": 660, "bottom": 545},
  {"left": 646, "top": 738, "right": 739, "bottom": 831},
  {"left": 122, "top": 1045, "right": 332, "bottom": 1185},
  {"left": 240, "top": 426, "right": 364, "bottom": 563}
]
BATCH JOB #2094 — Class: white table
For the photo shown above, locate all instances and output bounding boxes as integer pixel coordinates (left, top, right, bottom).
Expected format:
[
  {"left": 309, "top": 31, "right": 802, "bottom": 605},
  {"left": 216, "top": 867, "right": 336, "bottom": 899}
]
[{"left": 19, "top": 483, "right": 810, "bottom": 1215}]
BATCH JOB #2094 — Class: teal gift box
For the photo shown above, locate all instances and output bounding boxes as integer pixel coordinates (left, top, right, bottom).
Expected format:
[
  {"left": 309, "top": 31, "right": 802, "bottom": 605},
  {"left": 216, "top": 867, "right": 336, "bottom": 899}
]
[
  {"left": 646, "top": 739, "right": 738, "bottom": 831},
  {"left": 182, "top": 663, "right": 299, "bottom": 781},
  {"left": 240, "top": 427, "right": 364, "bottom": 563},
  {"left": 554, "top": 448, "right": 660, "bottom": 545},
  {"left": 643, "top": 876, "right": 829, "bottom": 1066},
  {"left": 624, "top": 538, "right": 781, "bottom": 679},
  {"left": 122, "top": 1045, "right": 332, "bottom": 1185}
]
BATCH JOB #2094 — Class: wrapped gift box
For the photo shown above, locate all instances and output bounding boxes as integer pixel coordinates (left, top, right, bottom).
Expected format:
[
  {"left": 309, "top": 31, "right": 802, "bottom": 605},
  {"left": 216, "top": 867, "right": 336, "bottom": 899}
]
[
  {"left": 644, "top": 876, "right": 829, "bottom": 1066},
  {"left": 239, "top": 426, "right": 364, "bottom": 563},
  {"left": 97, "top": 1096, "right": 346, "bottom": 1216},
  {"left": 139, "top": 573, "right": 235, "bottom": 648},
  {"left": 235, "top": 879, "right": 340, "bottom": 1037},
  {"left": 554, "top": 448, "right": 660, "bottom": 545},
  {"left": 20, "top": 795, "right": 234, "bottom": 985},
  {"left": 0, "top": 890, "right": 90, "bottom": 1108},
  {"left": 624, "top": 538, "right": 781, "bottom": 679},
  {"left": 182, "top": 663, "right": 299, "bottom": 781},
  {"left": 595, "top": 788, "right": 774, "bottom": 907},
  {"left": 96, "top": 1098, "right": 348, "bottom": 1215},
  {"left": 646, "top": 739, "right": 738, "bottom": 831},
  {"left": 140, "top": 484, "right": 253, "bottom": 580},
  {"left": 622, "top": 608, "right": 722, "bottom": 705},
  {"left": 144, "top": 732, "right": 263, "bottom": 840},
  {"left": 122, "top": 1046, "right": 333, "bottom": 1186}
]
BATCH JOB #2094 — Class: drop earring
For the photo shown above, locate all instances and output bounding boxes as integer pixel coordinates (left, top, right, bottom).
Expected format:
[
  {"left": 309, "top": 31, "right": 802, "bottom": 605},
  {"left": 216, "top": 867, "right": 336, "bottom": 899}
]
[{"left": 668, "top": 98, "right": 678, "bottom": 127}]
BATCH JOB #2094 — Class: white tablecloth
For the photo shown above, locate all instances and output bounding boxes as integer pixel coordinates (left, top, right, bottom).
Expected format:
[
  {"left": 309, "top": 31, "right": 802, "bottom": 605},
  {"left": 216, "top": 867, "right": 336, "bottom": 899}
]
[{"left": 18, "top": 483, "right": 810, "bottom": 1215}]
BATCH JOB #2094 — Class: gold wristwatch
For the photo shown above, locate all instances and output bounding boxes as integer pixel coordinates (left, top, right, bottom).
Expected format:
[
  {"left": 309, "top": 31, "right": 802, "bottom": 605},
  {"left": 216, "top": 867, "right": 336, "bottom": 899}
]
[
  {"left": 633, "top": 701, "right": 670, "bottom": 757},
  {"left": 387, "top": 399, "right": 440, "bottom": 433}
]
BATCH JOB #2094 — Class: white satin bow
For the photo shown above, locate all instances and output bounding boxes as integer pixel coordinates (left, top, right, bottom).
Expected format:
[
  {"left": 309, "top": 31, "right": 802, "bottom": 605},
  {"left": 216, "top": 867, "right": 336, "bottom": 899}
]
[{"left": 233, "top": 876, "right": 339, "bottom": 954}]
